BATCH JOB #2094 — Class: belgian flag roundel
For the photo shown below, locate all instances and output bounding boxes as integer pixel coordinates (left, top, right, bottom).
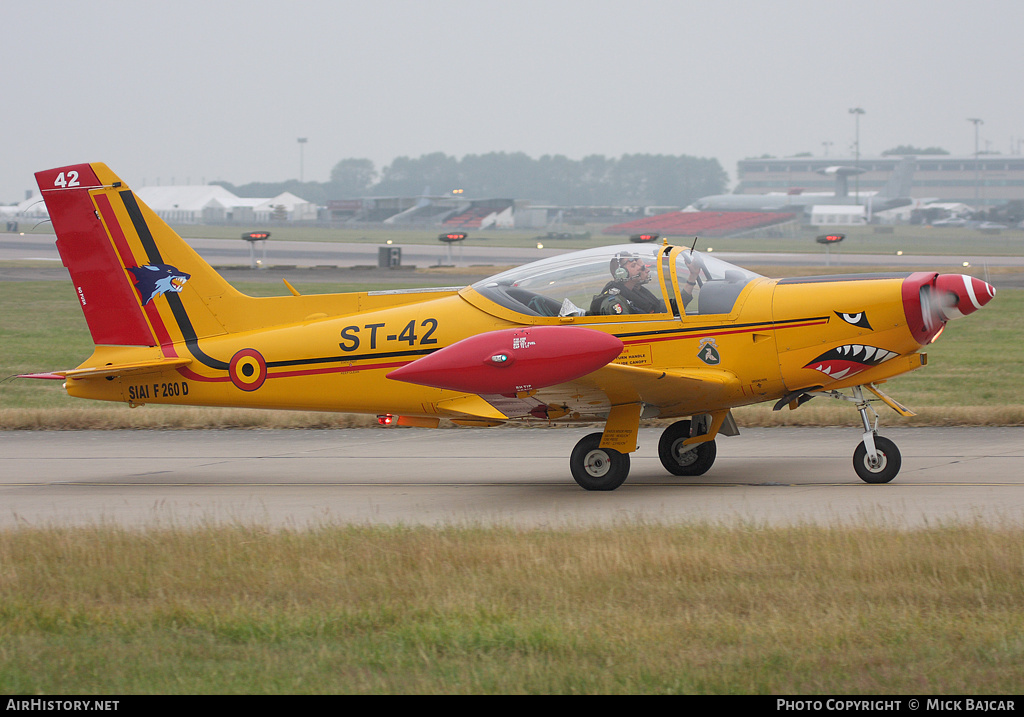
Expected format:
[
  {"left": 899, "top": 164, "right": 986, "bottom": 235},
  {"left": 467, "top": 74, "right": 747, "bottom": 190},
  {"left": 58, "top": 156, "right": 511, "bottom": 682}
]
[{"left": 229, "top": 349, "right": 267, "bottom": 391}]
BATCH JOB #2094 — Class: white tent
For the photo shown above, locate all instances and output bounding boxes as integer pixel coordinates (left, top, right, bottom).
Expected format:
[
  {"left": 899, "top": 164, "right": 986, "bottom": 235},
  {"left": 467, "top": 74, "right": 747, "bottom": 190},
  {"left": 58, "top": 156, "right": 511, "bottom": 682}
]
[
  {"left": 4, "top": 185, "right": 316, "bottom": 226},
  {"left": 135, "top": 186, "right": 316, "bottom": 224},
  {"left": 810, "top": 205, "right": 866, "bottom": 226},
  {"left": 135, "top": 185, "right": 246, "bottom": 224},
  {"left": 255, "top": 192, "right": 318, "bottom": 221},
  {"left": 1, "top": 191, "right": 49, "bottom": 218}
]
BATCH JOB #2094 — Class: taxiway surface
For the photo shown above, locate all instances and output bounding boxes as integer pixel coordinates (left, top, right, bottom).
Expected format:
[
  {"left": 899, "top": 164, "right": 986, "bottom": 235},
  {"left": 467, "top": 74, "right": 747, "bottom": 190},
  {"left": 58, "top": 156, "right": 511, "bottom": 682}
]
[{"left": 2, "top": 427, "right": 1022, "bottom": 530}]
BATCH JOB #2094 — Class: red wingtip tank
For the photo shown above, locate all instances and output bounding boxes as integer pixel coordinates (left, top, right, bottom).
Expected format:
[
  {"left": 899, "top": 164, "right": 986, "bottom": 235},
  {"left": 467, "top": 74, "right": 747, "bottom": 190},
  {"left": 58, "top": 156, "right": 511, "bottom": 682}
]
[{"left": 387, "top": 326, "right": 624, "bottom": 395}]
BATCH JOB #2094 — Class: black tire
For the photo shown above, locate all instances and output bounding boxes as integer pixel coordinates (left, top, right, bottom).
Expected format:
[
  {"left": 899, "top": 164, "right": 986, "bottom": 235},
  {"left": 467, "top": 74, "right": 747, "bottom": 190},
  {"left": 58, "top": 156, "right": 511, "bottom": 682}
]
[
  {"left": 658, "top": 420, "right": 717, "bottom": 476},
  {"left": 853, "top": 435, "right": 901, "bottom": 484},
  {"left": 570, "top": 432, "right": 630, "bottom": 491}
]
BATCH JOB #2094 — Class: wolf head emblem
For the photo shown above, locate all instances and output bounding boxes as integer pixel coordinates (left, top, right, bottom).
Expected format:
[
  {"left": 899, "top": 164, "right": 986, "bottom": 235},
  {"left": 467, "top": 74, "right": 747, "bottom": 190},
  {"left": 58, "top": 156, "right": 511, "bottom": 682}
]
[{"left": 127, "top": 264, "right": 191, "bottom": 305}]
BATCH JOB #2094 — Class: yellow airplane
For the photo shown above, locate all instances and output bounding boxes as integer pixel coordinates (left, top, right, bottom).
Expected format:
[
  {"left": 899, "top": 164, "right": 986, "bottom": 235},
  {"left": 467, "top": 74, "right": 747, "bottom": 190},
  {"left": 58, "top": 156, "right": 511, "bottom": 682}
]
[{"left": 23, "top": 162, "right": 997, "bottom": 490}]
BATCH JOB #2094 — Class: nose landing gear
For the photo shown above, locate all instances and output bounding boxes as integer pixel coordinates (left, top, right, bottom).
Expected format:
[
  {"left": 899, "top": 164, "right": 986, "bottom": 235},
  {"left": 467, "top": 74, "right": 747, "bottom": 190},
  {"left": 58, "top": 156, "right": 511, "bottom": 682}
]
[
  {"left": 798, "top": 384, "right": 905, "bottom": 484},
  {"left": 853, "top": 434, "right": 901, "bottom": 484}
]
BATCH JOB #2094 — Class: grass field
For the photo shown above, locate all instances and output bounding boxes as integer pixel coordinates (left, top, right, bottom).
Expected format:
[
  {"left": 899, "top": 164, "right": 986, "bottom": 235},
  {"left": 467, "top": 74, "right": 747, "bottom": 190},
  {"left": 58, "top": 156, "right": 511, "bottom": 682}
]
[{"left": 1, "top": 523, "right": 1022, "bottom": 694}]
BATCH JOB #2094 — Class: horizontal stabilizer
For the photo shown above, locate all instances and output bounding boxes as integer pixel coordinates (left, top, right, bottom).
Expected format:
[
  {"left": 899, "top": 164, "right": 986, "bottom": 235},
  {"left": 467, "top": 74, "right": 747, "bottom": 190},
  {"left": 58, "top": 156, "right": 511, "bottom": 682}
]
[{"left": 62, "top": 357, "right": 192, "bottom": 380}]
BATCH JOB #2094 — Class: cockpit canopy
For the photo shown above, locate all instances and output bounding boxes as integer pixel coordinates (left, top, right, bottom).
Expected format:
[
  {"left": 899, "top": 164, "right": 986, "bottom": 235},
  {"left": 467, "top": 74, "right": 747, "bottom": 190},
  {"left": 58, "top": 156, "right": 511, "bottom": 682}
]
[{"left": 471, "top": 244, "right": 762, "bottom": 318}]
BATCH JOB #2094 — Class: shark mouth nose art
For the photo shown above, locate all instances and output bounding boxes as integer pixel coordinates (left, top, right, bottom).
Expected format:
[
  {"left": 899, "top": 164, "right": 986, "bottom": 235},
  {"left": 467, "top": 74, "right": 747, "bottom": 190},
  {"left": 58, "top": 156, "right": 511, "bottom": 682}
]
[{"left": 804, "top": 344, "right": 899, "bottom": 380}]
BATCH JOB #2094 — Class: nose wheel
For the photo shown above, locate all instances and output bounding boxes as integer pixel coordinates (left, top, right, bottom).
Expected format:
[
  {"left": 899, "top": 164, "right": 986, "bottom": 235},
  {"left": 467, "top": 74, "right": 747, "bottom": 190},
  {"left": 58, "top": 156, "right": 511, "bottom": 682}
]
[
  {"left": 794, "top": 384, "right": 907, "bottom": 484},
  {"left": 853, "top": 434, "right": 901, "bottom": 483},
  {"left": 850, "top": 386, "right": 902, "bottom": 484}
]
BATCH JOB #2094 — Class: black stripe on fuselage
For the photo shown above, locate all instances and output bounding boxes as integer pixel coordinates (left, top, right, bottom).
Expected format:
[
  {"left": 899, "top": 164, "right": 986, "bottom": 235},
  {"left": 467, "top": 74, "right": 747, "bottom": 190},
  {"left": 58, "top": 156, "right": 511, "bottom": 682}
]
[
  {"left": 612, "top": 316, "right": 829, "bottom": 341},
  {"left": 119, "top": 190, "right": 229, "bottom": 371},
  {"left": 776, "top": 273, "right": 910, "bottom": 285},
  {"left": 268, "top": 347, "right": 437, "bottom": 367}
]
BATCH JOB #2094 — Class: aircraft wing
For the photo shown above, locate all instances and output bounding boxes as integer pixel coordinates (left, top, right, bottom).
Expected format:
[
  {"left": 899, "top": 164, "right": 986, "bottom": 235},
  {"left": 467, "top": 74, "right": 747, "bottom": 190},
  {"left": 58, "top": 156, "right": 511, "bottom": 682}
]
[
  {"left": 436, "top": 362, "right": 740, "bottom": 422},
  {"left": 387, "top": 324, "right": 741, "bottom": 424},
  {"left": 563, "top": 362, "right": 738, "bottom": 408}
]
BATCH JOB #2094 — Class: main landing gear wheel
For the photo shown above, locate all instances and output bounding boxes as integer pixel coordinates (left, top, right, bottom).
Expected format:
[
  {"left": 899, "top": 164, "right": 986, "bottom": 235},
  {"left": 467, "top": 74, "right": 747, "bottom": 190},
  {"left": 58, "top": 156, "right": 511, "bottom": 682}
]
[
  {"left": 658, "top": 420, "right": 717, "bottom": 476},
  {"left": 853, "top": 435, "right": 901, "bottom": 484},
  {"left": 570, "top": 432, "right": 630, "bottom": 491}
]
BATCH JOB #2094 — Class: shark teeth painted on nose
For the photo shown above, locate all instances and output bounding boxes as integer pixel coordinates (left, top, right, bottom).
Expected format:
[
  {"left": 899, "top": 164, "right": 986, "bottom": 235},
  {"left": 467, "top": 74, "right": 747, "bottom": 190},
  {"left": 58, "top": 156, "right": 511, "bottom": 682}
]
[{"left": 804, "top": 344, "right": 899, "bottom": 380}]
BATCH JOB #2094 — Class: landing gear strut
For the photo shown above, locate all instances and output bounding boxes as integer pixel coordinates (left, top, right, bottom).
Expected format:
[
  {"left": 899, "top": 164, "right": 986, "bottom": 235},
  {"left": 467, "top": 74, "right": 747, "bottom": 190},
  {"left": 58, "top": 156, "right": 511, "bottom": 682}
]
[
  {"left": 570, "top": 413, "right": 725, "bottom": 490},
  {"left": 850, "top": 386, "right": 901, "bottom": 483},
  {"left": 806, "top": 384, "right": 903, "bottom": 484}
]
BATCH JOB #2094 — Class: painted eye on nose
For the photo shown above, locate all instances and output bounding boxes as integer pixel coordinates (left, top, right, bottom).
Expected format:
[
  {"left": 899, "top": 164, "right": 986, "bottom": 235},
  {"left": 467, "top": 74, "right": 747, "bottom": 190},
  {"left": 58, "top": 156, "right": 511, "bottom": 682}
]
[{"left": 837, "top": 312, "right": 872, "bottom": 329}]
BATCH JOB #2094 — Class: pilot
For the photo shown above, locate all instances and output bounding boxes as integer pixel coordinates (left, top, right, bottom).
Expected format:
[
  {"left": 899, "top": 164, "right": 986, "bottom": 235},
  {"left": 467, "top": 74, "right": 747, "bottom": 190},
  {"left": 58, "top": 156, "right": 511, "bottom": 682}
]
[{"left": 591, "top": 252, "right": 667, "bottom": 315}]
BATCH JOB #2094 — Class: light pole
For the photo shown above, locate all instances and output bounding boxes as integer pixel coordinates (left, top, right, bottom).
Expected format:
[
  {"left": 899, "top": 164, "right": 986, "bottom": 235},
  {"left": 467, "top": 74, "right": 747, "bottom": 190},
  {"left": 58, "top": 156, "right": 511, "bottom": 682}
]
[
  {"left": 297, "top": 137, "right": 308, "bottom": 183},
  {"left": 967, "top": 118, "right": 983, "bottom": 207},
  {"left": 822, "top": 140, "right": 833, "bottom": 157},
  {"left": 848, "top": 108, "right": 865, "bottom": 203}
]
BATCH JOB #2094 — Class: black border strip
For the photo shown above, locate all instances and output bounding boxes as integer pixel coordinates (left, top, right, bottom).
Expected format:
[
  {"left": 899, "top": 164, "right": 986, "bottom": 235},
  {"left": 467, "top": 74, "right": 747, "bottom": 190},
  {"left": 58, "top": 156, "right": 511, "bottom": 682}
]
[
  {"left": 268, "top": 347, "right": 436, "bottom": 367},
  {"left": 120, "top": 190, "right": 230, "bottom": 370},
  {"left": 613, "top": 316, "right": 829, "bottom": 340},
  {"left": 777, "top": 273, "right": 910, "bottom": 285}
]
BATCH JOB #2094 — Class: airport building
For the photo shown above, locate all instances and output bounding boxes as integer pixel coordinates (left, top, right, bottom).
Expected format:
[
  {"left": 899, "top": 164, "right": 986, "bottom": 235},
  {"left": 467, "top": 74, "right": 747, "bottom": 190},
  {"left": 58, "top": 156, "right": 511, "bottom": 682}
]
[
  {"left": 736, "top": 155, "right": 1024, "bottom": 207},
  {"left": 7, "top": 155, "right": 1021, "bottom": 236}
]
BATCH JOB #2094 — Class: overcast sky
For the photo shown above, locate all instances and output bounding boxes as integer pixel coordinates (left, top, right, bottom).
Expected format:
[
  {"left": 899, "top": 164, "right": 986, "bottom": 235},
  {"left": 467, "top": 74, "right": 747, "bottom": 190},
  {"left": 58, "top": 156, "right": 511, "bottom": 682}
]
[{"left": 4, "top": 0, "right": 1022, "bottom": 202}]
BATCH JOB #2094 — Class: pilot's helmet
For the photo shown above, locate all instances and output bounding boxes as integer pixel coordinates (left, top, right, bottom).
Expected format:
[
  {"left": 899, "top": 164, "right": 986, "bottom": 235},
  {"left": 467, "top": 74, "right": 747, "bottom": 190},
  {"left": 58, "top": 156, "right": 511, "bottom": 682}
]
[{"left": 610, "top": 251, "right": 648, "bottom": 281}]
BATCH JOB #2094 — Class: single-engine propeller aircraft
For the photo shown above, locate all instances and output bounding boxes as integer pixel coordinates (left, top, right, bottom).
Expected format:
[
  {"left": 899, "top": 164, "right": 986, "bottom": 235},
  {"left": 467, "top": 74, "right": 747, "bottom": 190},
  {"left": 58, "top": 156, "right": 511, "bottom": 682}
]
[{"left": 22, "top": 162, "right": 996, "bottom": 490}]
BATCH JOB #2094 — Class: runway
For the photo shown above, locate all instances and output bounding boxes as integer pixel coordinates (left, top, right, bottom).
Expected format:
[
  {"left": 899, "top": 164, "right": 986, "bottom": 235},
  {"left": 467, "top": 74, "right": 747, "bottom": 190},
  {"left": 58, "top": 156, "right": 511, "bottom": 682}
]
[{"left": 2, "top": 427, "right": 1022, "bottom": 530}]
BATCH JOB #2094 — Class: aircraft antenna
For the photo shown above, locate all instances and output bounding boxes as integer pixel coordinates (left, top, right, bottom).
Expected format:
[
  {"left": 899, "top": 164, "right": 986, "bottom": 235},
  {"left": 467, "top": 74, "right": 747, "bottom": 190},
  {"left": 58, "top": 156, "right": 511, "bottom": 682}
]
[{"left": 689, "top": 236, "right": 698, "bottom": 254}]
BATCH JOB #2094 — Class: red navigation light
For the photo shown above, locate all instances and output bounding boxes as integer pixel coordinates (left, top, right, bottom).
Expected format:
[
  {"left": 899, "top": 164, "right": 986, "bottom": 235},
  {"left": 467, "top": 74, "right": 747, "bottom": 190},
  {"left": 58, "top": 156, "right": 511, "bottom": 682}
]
[
  {"left": 815, "top": 233, "right": 845, "bottom": 244},
  {"left": 630, "top": 233, "right": 659, "bottom": 243},
  {"left": 439, "top": 232, "right": 468, "bottom": 243},
  {"left": 376, "top": 413, "right": 395, "bottom": 426},
  {"left": 242, "top": 231, "right": 271, "bottom": 241}
]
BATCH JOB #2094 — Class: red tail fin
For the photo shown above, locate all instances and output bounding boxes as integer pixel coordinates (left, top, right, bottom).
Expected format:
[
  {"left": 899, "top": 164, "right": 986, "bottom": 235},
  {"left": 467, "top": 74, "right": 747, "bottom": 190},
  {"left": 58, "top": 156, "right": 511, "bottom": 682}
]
[{"left": 35, "top": 163, "right": 156, "bottom": 347}]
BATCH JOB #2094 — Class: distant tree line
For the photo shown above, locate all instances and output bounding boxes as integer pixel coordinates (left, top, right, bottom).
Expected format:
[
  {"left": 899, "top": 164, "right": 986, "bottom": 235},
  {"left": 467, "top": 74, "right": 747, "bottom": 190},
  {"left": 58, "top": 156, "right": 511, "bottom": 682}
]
[
  {"left": 881, "top": 145, "right": 950, "bottom": 156},
  {"left": 213, "top": 152, "right": 728, "bottom": 207}
]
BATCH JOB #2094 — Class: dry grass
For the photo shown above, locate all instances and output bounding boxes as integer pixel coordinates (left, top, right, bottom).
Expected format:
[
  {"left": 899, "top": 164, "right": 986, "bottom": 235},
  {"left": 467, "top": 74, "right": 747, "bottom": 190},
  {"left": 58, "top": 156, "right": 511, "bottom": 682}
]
[
  {"left": 732, "top": 403, "right": 1024, "bottom": 427},
  {"left": 0, "top": 406, "right": 380, "bottom": 430},
  {"left": 0, "top": 523, "right": 1022, "bottom": 694}
]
